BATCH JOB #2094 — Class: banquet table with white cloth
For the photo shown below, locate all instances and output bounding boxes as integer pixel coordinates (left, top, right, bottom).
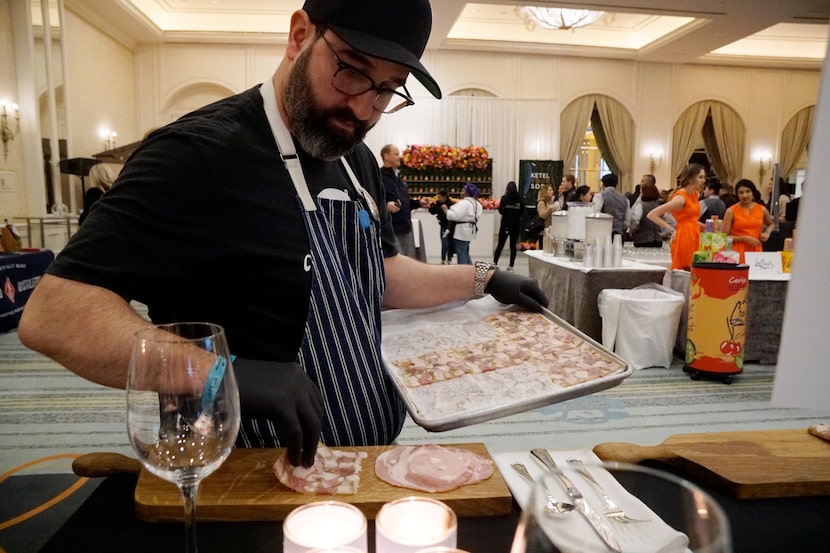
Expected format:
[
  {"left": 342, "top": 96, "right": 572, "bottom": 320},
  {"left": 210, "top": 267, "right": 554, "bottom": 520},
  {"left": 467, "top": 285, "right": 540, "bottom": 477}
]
[{"left": 525, "top": 250, "right": 667, "bottom": 342}]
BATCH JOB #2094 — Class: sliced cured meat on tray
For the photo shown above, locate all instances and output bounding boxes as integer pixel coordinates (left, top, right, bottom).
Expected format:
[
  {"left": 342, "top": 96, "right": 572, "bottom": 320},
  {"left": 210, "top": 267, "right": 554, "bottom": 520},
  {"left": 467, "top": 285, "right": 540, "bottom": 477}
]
[
  {"left": 134, "top": 443, "right": 511, "bottom": 522},
  {"left": 381, "top": 297, "right": 632, "bottom": 431}
]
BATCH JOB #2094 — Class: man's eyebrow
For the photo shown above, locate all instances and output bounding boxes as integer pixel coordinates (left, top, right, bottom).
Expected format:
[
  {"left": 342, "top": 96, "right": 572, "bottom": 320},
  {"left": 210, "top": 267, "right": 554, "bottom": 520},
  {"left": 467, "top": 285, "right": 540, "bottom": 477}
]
[{"left": 336, "top": 40, "right": 408, "bottom": 87}]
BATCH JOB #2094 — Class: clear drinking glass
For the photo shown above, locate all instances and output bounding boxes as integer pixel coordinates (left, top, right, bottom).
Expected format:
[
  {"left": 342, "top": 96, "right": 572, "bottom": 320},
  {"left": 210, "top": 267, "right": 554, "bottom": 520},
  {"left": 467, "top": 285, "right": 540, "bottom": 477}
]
[
  {"left": 127, "top": 322, "right": 240, "bottom": 553},
  {"left": 510, "top": 461, "right": 731, "bottom": 553}
]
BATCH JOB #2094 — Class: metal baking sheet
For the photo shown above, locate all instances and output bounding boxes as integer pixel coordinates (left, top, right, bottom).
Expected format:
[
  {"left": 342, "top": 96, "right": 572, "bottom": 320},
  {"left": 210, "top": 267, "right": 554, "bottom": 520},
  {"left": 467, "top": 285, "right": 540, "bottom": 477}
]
[{"left": 381, "top": 296, "right": 632, "bottom": 432}]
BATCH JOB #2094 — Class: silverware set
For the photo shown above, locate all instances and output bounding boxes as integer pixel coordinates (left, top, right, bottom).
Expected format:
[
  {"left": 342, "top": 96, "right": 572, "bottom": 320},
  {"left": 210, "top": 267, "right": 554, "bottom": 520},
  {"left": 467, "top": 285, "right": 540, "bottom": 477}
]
[{"left": 512, "top": 450, "right": 650, "bottom": 552}]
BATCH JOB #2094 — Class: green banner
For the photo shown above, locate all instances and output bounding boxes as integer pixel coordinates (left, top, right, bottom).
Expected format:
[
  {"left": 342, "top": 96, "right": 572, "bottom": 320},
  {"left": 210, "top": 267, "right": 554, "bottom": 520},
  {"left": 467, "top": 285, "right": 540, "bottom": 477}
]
[{"left": 518, "top": 160, "right": 563, "bottom": 238}]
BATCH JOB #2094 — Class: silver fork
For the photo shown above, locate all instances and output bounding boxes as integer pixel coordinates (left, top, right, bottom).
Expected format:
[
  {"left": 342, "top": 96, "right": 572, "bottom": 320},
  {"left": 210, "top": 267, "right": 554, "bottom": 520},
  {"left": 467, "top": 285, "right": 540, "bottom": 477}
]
[{"left": 566, "top": 458, "right": 648, "bottom": 523}]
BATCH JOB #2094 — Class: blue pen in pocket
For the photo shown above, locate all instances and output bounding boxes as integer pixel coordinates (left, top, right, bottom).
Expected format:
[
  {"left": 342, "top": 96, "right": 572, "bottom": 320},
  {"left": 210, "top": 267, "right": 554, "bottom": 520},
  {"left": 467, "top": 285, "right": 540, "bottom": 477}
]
[{"left": 358, "top": 209, "right": 371, "bottom": 229}]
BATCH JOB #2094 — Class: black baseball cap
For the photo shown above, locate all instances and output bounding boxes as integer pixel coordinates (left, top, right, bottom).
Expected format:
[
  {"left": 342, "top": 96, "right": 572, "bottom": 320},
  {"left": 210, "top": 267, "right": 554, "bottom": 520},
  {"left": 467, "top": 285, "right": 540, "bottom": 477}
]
[{"left": 302, "top": 0, "right": 442, "bottom": 99}]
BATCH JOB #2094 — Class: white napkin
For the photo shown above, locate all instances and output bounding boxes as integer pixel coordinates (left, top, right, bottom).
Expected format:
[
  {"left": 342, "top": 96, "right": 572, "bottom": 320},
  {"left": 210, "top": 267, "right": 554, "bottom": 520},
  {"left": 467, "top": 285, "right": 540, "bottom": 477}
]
[{"left": 492, "top": 449, "right": 690, "bottom": 553}]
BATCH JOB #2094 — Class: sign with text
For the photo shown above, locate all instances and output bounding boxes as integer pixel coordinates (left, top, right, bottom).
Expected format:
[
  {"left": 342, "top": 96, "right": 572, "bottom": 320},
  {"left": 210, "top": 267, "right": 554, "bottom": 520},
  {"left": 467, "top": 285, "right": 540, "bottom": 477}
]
[
  {"left": 744, "top": 251, "right": 783, "bottom": 278},
  {"left": 518, "top": 159, "right": 563, "bottom": 239}
]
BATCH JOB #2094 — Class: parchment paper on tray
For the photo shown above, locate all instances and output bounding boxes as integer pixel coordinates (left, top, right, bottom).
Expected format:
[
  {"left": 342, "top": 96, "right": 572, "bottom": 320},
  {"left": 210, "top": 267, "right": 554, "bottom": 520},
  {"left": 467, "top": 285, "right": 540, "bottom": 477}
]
[{"left": 381, "top": 296, "right": 632, "bottom": 431}]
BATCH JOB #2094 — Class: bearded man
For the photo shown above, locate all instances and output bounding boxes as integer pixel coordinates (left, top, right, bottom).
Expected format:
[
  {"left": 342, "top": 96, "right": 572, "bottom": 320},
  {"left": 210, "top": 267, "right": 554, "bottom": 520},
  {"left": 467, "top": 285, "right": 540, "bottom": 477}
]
[{"left": 19, "top": 0, "right": 547, "bottom": 467}]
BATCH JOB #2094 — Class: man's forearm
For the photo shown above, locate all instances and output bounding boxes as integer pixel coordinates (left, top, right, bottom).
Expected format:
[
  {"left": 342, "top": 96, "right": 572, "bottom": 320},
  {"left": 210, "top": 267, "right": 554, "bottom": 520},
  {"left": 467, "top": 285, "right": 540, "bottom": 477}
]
[
  {"left": 383, "top": 254, "right": 477, "bottom": 309},
  {"left": 18, "top": 274, "right": 151, "bottom": 389}
]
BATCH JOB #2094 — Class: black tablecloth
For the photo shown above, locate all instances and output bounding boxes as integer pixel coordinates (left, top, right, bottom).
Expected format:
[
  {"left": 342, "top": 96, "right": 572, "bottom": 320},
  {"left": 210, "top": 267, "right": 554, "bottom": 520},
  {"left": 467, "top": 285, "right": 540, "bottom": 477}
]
[
  {"left": 0, "top": 249, "right": 54, "bottom": 332},
  {"left": 38, "top": 467, "right": 830, "bottom": 553}
]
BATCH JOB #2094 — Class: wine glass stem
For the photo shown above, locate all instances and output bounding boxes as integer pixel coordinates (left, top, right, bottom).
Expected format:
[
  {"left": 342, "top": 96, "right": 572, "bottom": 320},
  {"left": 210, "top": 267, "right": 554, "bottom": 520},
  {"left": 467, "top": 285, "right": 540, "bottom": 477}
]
[{"left": 181, "top": 482, "right": 200, "bottom": 553}]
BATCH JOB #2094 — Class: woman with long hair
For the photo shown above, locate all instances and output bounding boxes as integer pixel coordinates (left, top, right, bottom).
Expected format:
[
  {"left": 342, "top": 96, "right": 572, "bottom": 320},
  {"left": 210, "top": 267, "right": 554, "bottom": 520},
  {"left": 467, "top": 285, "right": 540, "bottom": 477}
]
[
  {"left": 630, "top": 180, "right": 664, "bottom": 248},
  {"left": 647, "top": 163, "right": 707, "bottom": 269},
  {"left": 493, "top": 181, "right": 524, "bottom": 271},
  {"left": 723, "top": 179, "right": 774, "bottom": 262},
  {"left": 574, "top": 184, "right": 594, "bottom": 204},
  {"left": 536, "top": 184, "right": 555, "bottom": 249}
]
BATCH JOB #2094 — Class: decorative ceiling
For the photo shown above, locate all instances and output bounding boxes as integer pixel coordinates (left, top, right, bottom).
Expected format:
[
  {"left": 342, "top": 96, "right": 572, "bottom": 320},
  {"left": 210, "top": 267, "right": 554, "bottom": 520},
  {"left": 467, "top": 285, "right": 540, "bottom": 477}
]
[{"left": 66, "top": 0, "right": 830, "bottom": 68}]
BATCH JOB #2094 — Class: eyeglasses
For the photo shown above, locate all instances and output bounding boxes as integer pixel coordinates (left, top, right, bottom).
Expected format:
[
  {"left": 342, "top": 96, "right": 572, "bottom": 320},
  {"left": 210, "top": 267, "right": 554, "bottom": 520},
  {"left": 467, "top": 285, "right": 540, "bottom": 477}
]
[{"left": 318, "top": 31, "right": 415, "bottom": 114}]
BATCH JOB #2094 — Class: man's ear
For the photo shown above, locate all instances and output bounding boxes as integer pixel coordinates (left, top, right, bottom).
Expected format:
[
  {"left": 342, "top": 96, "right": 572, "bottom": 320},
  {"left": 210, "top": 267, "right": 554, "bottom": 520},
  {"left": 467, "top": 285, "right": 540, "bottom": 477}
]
[{"left": 286, "top": 10, "right": 315, "bottom": 60}]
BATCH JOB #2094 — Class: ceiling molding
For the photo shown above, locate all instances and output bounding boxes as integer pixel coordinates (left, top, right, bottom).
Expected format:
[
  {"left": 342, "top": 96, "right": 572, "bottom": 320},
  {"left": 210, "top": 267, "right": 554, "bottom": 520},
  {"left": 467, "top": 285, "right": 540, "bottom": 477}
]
[{"left": 64, "top": 0, "right": 828, "bottom": 69}]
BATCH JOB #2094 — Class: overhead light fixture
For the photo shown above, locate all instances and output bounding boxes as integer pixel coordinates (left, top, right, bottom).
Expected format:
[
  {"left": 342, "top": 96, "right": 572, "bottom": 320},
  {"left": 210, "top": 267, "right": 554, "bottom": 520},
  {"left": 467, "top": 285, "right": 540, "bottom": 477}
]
[{"left": 515, "top": 6, "right": 605, "bottom": 31}]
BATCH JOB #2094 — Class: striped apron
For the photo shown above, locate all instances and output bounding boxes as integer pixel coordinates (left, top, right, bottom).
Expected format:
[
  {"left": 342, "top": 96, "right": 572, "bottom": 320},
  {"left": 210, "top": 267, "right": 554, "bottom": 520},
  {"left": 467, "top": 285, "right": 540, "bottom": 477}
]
[{"left": 238, "top": 78, "right": 405, "bottom": 448}]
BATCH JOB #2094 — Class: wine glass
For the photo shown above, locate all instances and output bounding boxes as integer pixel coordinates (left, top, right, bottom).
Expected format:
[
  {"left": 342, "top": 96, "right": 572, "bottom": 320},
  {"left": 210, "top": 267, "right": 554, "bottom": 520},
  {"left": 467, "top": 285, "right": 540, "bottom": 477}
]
[
  {"left": 510, "top": 461, "right": 731, "bottom": 553},
  {"left": 127, "top": 322, "right": 240, "bottom": 553}
]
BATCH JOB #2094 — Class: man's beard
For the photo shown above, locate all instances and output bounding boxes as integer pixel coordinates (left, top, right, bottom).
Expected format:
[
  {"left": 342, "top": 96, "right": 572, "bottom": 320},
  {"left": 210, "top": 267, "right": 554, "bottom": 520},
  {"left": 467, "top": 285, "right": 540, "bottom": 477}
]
[{"left": 284, "top": 46, "right": 373, "bottom": 161}]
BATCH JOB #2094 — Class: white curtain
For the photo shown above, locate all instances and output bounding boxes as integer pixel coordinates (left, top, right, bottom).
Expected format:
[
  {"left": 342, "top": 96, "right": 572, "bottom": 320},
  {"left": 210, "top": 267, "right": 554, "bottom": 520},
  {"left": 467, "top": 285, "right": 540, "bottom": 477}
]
[{"left": 365, "top": 96, "right": 561, "bottom": 198}]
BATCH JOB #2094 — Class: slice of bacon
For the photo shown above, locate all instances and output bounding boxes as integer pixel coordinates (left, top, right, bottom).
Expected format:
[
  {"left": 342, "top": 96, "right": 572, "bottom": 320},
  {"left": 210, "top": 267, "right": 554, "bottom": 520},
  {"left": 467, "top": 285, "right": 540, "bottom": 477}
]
[
  {"left": 375, "top": 444, "right": 494, "bottom": 493},
  {"left": 808, "top": 423, "right": 830, "bottom": 443},
  {"left": 273, "top": 444, "right": 368, "bottom": 495}
]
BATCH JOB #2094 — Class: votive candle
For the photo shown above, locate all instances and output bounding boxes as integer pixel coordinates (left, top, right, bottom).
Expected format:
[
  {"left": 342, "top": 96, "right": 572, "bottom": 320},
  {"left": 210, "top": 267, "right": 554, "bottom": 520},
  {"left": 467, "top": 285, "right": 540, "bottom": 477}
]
[
  {"left": 375, "top": 497, "right": 457, "bottom": 553},
  {"left": 283, "top": 501, "right": 368, "bottom": 553}
]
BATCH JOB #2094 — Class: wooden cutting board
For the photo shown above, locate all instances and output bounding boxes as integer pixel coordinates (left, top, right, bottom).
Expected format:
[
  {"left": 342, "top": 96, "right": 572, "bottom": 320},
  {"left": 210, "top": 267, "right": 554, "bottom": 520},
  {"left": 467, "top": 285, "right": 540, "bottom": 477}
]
[
  {"left": 134, "top": 443, "right": 512, "bottom": 522},
  {"left": 593, "top": 429, "right": 830, "bottom": 499}
]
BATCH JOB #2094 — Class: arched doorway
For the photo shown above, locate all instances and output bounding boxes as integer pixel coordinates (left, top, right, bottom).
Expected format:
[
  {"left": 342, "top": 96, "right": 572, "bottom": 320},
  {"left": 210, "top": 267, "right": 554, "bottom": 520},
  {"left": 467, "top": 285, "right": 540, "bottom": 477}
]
[
  {"left": 161, "top": 82, "right": 236, "bottom": 124},
  {"left": 560, "top": 95, "right": 634, "bottom": 192},
  {"left": 672, "top": 100, "right": 745, "bottom": 187}
]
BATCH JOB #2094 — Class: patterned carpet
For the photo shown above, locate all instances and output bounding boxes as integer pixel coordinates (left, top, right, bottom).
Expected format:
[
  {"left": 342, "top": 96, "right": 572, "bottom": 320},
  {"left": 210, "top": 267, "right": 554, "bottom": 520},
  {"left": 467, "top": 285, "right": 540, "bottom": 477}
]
[
  {"left": 1, "top": 262, "right": 827, "bottom": 551},
  {"left": 2, "top": 320, "right": 826, "bottom": 477}
]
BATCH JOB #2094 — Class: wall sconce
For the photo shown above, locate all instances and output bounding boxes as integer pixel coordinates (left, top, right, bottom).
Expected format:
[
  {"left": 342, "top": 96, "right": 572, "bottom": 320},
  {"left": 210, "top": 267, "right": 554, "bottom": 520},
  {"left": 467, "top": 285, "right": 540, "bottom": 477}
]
[
  {"left": 101, "top": 129, "right": 118, "bottom": 151},
  {"left": 648, "top": 150, "right": 663, "bottom": 174},
  {"left": 1, "top": 100, "right": 21, "bottom": 163},
  {"left": 756, "top": 151, "right": 772, "bottom": 184}
]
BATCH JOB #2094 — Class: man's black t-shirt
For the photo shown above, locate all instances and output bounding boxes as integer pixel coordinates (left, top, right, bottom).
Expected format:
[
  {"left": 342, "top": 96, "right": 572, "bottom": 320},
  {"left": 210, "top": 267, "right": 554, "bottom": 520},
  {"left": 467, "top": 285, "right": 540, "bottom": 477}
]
[{"left": 49, "top": 85, "right": 396, "bottom": 363}]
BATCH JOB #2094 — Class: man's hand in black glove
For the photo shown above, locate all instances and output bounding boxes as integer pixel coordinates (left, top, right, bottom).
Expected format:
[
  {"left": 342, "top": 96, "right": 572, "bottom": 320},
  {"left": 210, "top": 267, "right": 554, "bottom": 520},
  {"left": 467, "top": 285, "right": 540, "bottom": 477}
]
[
  {"left": 233, "top": 358, "right": 323, "bottom": 467},
  {"left": 485, "top": 270, "right": 549, "bottom": 313}
]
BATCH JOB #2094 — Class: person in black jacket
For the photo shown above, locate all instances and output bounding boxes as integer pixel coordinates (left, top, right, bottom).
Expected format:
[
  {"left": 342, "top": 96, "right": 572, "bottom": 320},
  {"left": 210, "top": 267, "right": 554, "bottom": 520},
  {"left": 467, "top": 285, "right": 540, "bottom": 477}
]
[
  {"left": 427, "top": 189, "right": 455, "bottom": 264},
  {"left": 78, "top": 164, "right": 117, "bottom": 225},
  {"left": 493, "top": 181, "right": 524, "bottom": 271},
  {"left": 380, "top": 144, "right": 427, "bottom": 258}
]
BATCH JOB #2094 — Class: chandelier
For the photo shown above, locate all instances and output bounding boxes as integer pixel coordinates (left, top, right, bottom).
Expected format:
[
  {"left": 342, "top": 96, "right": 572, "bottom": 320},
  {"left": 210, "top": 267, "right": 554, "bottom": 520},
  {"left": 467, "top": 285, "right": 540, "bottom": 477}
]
[{"left": 515, "top": 7, "right": 605, "bottom": 31}]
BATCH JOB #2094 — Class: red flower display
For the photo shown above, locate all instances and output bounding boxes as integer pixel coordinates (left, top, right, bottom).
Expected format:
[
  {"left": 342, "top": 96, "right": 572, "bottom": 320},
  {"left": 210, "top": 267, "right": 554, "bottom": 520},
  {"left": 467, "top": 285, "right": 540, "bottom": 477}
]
[{"left": 402, "top": 145, "right": 491, "bottom": 171}]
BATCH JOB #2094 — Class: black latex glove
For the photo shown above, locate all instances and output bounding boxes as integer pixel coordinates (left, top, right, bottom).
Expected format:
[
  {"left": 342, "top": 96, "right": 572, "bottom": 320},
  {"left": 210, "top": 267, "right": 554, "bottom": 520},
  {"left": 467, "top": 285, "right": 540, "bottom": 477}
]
[
  {"left": 233, "top": 358, "right": 323, "bottom": 467},
  {"left": 485, "top": 270, "right": 549, "bottom": 313}
]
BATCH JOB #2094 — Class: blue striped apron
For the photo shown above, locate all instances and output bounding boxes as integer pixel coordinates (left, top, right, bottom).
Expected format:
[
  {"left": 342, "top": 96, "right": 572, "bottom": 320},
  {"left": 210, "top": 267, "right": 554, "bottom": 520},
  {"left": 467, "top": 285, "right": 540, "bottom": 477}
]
[{"left": 238, "top": 79, "right": 405, "bottom": 448}]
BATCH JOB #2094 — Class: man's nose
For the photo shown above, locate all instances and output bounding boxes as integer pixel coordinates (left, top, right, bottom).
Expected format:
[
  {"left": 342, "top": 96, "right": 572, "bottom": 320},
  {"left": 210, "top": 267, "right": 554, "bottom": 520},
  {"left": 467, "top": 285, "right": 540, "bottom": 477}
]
[{"left": 346, "top": 90, "right": 377, "bottom": 121}]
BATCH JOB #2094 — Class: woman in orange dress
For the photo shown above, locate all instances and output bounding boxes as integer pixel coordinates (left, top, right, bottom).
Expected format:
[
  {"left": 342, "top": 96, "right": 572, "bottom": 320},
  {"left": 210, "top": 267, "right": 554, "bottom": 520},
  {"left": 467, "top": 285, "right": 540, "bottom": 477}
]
[
  {"left": 647, "top": 163, "right": 707, "bottom": 270},
  {"left": 723, "top": 179, "right": 774, "bottom": 263}
]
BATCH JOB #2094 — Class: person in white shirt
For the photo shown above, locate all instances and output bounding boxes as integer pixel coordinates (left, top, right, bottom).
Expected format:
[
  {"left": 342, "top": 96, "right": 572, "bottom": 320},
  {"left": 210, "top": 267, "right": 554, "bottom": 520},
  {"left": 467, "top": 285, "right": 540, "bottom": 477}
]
[{"left": 446, "top": 182, "right": 483, "bottom": 265}]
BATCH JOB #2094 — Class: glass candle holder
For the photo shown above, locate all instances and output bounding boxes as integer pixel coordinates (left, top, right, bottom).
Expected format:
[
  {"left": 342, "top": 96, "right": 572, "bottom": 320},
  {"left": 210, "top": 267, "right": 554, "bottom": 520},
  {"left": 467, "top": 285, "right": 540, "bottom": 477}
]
[
  {"left": 283, "top": 501, "right": 368, "bottom": 553},
  {"left": 376, "top": 497, "right": 457, "bottom": 553}
]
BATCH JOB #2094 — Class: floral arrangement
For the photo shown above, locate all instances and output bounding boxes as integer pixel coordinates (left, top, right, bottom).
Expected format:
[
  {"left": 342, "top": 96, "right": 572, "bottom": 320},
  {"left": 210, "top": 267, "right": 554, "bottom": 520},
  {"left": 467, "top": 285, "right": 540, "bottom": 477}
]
[{"left": 402, "top": 145, "right": 490, "bottom": 171}]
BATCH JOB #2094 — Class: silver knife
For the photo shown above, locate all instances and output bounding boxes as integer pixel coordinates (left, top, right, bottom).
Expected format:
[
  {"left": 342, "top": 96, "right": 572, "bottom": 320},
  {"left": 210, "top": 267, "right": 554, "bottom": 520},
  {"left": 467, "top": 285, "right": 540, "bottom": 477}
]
[{"left": 531, "top": 448, "right": 621, "bottom": 553}]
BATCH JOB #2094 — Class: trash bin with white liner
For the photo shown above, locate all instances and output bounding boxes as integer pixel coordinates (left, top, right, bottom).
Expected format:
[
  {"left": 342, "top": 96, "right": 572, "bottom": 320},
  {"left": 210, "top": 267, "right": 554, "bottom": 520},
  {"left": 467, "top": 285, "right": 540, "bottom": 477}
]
[{"left": 598, "top": 283, "right": 685, "bottom": 369}]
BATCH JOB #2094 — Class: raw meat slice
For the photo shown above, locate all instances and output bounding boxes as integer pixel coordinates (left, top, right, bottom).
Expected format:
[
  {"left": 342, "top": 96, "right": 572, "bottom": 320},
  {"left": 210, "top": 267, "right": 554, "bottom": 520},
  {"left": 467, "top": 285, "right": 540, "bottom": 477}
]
[
  {"left": 375, "top": 444, "right": 494, "bottom": 493},
  {"left": 808, "top": 423, "right": 830, "bottom": 442},
  {"left": 273, "top": 444, "right": 368, "bottom": 495}
]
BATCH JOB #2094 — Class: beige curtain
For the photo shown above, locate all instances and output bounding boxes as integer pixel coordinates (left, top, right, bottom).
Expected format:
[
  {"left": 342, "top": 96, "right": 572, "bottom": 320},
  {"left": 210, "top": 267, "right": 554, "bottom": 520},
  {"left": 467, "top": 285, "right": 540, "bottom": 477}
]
[
  {"left": 592, "top": 96, "right": 634, "bottom": 191},
  {"left": 705, "top": 102, "right": 744, "bottom": 185},
  {"left": 559, "top": 96, "right": 596, "bottom": 173},
  {"left": 779, "top": 105, "right": 814, "bottom": 179},
  {"left": 671, "top": 102, "right": 711, "bottom": 179},
  {"left": 673, "top": 100, "right": 744, "bottom": 185}
]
